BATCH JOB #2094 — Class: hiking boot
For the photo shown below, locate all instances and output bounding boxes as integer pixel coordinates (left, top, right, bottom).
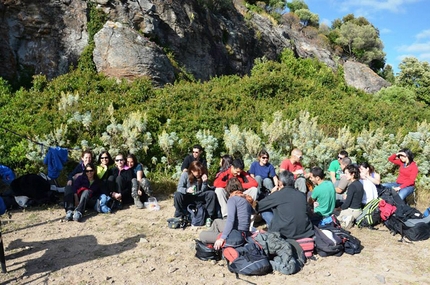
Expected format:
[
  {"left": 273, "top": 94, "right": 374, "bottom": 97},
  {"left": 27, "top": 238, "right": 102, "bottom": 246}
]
[
  {"left": 73, "top": 211, "right": 82, "bottom": 222},
  {"left": 205, "top": 218, "right": 213, "bottom": 228},
  {"left": 131, "top": 184, "right": 143, "bottom": 209},
  {"left": 141, "top": 178, "right": 152, "bottom": 196},
  {"left": 134, "top": 197, "right": 144, "bottom": 209},
  {"left": 65, "top": 210, "right": 73, "bottom": 221}
]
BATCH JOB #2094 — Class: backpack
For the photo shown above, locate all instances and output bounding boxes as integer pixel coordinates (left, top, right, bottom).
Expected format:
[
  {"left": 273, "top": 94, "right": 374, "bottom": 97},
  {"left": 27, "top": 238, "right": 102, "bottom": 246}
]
[
  {"left": 313, "top": 226, "right": 344, "bottom": 257},
  {"left": 223, "top": 236, "right": 272, "bottom": 277},
  {"left": 194, "top": 239, "right": 221, "bottom": 261},
  {"left": 187, "top": 203, "right": 206, "bottom": 226},
  {"left": 330, "top": 227, "right": 362, "bottom": 255},
  {"left": 356, "top": 198, "right": 382, "bottom": 228},
  {"left": 384, "top": 215, "right": 430, "bottom": 242}
]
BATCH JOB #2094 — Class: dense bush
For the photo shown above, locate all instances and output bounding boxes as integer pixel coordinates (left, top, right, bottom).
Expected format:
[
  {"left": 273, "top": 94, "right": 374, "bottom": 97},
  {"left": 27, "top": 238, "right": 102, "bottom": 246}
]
[{"left": 1, "top": 49, "right": 430, "bottom": 198}]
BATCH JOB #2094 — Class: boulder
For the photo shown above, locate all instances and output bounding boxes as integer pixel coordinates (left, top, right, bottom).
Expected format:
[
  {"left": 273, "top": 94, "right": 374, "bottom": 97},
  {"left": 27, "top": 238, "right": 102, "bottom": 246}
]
[
  {"left": 93, "top": 21, "right": 174, "bottom": 86},
  {"left": 343, "top": 61, "right": 391, "bottom": 93}
]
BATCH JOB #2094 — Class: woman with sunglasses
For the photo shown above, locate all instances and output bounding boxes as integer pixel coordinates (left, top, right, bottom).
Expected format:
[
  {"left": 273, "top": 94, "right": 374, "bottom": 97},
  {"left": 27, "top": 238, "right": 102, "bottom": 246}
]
[
  {"left": 96, "top": 151, "right": 114, "bottom": 192},
  {"left": 382, "top": 148, "right": 418, "bottom": 201},
  {"left": 108, "top": 153, "right": 134, "bottom": 208},
  {"left": 64, "top": 162, "right": 101, "bottom": 222},
  {"left": 249, "top": 149, "right": 278, "bottom": 197}
]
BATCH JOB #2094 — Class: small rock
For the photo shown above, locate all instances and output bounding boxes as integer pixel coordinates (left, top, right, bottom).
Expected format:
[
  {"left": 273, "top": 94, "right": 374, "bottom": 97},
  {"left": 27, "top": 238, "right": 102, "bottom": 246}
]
[
  {"left": 168, "top": 267, "right": 178, "bottom": 273},
  {"left": 149, "top": 267, "right": 155, "bottom": 272},
  {"left": 375, "top": 274, "right": 386, "bottom": 283},
  {"left": 139, "top": 238, "right": 149, "bottom": 243},
  {"left": 325, "top": 272, "right": 331, "bottom": 277}
]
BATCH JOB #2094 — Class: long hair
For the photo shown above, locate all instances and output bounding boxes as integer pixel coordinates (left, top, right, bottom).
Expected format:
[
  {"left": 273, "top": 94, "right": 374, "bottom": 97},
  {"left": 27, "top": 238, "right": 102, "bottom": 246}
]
[
  {"left": 84, "top": 162, "right": 99, "bottom": 181},
  {"left": 126, "top": 153, "right": 138, "bottom": 168},
  {"left": 97, "top": 151, "right": 114, "bottom": 166},
  {"left": 220, "top": 154, "right": 233, "bottom": 173},
  {"left": 188, "top": 161, "right": 207, "bottom": 184},
  {"left": 359, "top": 162, "right": 375, "bottom": 174},
  {"left": 227, "top": 178, "right": 255, "bottom": 206}
]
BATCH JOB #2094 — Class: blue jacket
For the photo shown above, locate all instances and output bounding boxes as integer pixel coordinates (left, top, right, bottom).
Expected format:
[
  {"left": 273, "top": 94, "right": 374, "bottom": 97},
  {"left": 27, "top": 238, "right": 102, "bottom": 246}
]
[
  {"left": 0, "top": 164, "right": 15, "bottom": 185},
  {"left": 43, "top": 147, "right": 68, "bottom": 179}
]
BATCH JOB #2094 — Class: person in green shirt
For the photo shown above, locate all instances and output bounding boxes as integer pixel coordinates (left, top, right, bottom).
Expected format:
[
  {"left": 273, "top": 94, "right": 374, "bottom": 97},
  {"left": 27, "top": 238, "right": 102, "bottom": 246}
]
[
  {"left": 309, "top": 166, "right": 336, "bottom": 222},
  {"left": 328, "top": 150, "right": 348, "bottom": 186}
]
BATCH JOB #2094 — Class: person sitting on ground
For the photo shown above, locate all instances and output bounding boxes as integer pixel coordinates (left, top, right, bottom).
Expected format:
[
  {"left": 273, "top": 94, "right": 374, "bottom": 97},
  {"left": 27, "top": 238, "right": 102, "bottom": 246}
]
[
  {"left": 96, "top": 151, "right": 113, "bottom": 193},
  {"left": 335, "top": 165, "right": 364, "bottom": 228},
  {"left": 213, "top": 158, "right": 258, "bottom": 218},
  {"left": 257, "top": 170, "right": 314, "bottom": 239},
  {"left": 359, "top": 162, "right": 381, "bottom": 188},
  {"left": 215, "top": 154, "right": 233, "bottom": 178},
  {"left": 358, "top": 162, "right": 378, "bottom": 205},
  {"left": 308, "top": 166, "right": 336, "bottom": 224},
  {"left": 66, "top": 150, "right": 93, "bottom": 186},
  {"left": 174, "top": 161, "right": 217, "bottom": 225},
  {"left": 328, "top": 150, "right": 348, "bottom": 186},
  {"left": 107, "top": 153, "right": 134, "bottom": 208},
  {"left": 382, "top": 148, "right": 418, "bottom": 201},
  {"left": 181, "top": 144, "right": 207, "bottom": 172},
  {"left": 199, "top": 178, "right": 254, "bottom": 248},
  {"left": 127, "top": 154, "right": 152, "bottom": 209},
  {"left": 64, "top": 162, "right": 101, "bottom": 222},
  {"left": 249, "top": 149, "right": 279, "bottom": 196},
  {"left": 279, "top": 148, "right": 308, "bottom": 194},
  {"left": 335, "top": 157, "right": 352, "bottom": 203}
]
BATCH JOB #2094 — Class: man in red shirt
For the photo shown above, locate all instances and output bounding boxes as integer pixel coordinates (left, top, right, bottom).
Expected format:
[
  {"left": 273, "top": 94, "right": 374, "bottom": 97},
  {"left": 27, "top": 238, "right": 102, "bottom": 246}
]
[
  {"left": 279, "top": 148, "right": 308, "bottom": 193},
  {"left": 213, "top": 158, "right": 258, "bottom": 218}
]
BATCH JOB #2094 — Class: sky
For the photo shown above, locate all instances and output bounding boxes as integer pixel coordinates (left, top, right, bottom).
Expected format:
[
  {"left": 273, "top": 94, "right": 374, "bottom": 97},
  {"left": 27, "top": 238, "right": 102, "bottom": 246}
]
[{"left": 299, "top": 0, "right": 430, "bottom": 74}]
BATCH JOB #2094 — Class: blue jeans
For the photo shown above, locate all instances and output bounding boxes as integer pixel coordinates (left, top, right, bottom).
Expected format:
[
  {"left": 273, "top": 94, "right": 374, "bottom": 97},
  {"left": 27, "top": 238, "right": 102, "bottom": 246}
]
[
  {"left": 260, "top": 210, "right": 273, "bottom": 228},
  {"left": 254, "top": 176, "right": 274, "bottom": 195},
  {"left": 382, "top": 182, "right": 415, "bottom": 200}
]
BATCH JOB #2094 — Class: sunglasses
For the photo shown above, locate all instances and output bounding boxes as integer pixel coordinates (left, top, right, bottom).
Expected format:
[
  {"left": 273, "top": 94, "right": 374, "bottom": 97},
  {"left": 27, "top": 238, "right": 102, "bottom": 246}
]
[
  {"left": 115, "top": 159, "right": 124, "bottom": 162},
  {"left": 101, "top": 156, "right": 109, "bottom": 159},
  {"left": 193, "top": 151, "right": 200, "bottom": 154},
  {"left": 338, "top": 156, "right": 343, "bottom": 159},
  {"left": 85, "top": 169, "right": 94, "bottom": 173},
  {"left": 261, "top": 157, "right": 269, "bottom": 159}
]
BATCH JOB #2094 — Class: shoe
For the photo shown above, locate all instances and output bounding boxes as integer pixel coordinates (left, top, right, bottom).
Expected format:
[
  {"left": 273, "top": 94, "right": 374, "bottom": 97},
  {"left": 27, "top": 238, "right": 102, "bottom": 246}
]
[
  {"left": 205, "top": 218, "right": 213, "bottom": 228},
  {"left": 134, "top": 197, "right": 144, "bottom": 209},
  {"left": 73, "top": 211, "right": 82, "bottom": 222},
  {"left": 65, "top": 210, "right": 73, "bottom": 221}
]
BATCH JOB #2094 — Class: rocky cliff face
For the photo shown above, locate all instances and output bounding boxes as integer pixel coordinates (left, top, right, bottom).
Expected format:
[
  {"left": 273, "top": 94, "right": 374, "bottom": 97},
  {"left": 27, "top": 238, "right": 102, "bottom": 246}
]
[{"left": 1, "top": 0, "right": 388, "bottom": 92}]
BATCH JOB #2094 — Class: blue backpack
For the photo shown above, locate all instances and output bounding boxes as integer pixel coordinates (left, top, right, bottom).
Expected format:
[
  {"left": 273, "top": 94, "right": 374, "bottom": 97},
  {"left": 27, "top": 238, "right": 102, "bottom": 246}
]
[{"left": 187, "top": 203, "right": 206, "bottom": 226}]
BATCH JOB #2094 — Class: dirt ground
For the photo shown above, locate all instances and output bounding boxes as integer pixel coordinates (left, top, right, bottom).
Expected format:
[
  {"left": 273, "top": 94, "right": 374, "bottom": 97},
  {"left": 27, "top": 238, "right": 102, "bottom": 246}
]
[{"left": 0, "top": 195, "right": 429, "bottom": 285}]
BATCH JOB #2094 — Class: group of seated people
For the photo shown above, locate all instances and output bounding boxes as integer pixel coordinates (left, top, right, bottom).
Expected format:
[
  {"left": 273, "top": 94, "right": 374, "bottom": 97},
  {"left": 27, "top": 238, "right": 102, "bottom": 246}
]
[
  {"left": 173, "top": 145, "right": 418, "bottom": 246},
  {"left": 64, "top": 150, "right": 152, "bottom": 222}
]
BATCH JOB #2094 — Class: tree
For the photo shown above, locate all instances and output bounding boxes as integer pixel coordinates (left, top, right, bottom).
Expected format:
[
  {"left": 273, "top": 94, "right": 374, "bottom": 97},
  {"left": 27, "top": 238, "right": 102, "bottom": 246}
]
[
  {"left": 381, "top": 64, "right": 395, "bottom": 84},
  {"left": 335, "top": 22, "right": 385, "bottom": 69},
  {"left": 294, "top": 8, "right": 319, "bottom": 27},
  {"left": 396, "top": 57, "right": 430, "bottom": 104},
  {"left": 286, "top": 0, "right": 308, "bottom": 12}
]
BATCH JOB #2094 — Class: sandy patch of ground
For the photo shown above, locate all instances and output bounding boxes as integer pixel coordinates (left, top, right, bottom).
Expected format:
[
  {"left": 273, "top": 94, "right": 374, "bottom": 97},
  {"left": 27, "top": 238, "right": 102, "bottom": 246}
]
[{"left": 0, "top": 196, "right": 429, "bottom": 285}]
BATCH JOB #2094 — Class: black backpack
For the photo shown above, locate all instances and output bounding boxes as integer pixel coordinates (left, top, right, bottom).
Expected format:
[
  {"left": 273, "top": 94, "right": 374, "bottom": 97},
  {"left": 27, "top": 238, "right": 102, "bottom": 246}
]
[
  {"left": 330, "top": 227, "right": 362, "bottom": 255},
  {"left": 194, "top": 239, "right": 221, "bottom": 261},
  {"left": 313, "top": 226, "right": 344, "bottom": 257},
  {"left": 384, "top": 215, "right": 430, "bottom": 242}
]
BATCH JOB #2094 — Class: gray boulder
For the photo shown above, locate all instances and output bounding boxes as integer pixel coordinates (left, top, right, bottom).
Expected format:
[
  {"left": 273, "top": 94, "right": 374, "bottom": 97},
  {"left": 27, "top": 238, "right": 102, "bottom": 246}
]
[
  {"left": 343, "top": 61, "right": 390, "bottom": 93},
  {"left": 93, "top": 21, "right": 174, "bottom": 86}
]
